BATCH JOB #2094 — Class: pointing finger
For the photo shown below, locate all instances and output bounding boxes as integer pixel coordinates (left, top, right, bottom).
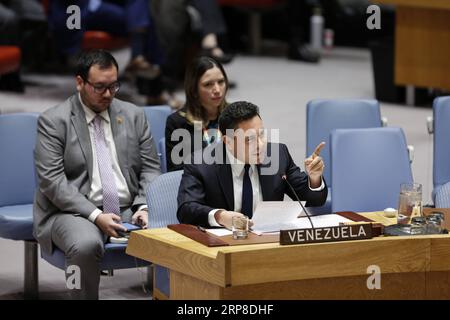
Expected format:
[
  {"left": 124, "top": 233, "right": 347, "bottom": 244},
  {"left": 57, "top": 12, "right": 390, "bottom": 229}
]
[{"left": 312, "top": 142, "right": 326, "bottom": 158}]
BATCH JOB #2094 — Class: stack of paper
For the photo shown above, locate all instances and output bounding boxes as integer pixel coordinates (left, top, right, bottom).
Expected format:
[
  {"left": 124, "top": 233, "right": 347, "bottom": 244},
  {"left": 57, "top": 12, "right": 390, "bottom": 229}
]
[{"left": 252, "top": 201, "right": 351, "bottom": 233}]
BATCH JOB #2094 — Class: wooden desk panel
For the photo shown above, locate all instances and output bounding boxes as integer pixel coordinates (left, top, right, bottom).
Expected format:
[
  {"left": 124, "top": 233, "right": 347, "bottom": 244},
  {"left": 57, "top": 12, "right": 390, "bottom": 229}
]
[
  {"left": 170, "top": 270, "right": 428, "bottom": 300},
  {"left": 126, "top": 228, "right": 228, "bottom": 287},
  {"left": 226, "top": 237, "right": 429, "bottom": 286}
]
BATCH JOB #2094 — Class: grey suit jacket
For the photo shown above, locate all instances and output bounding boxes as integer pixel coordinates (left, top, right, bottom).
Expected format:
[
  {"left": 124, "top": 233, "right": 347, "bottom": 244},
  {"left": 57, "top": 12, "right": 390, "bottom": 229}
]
[{"left": 33, "top": 94, "right": 161, "bottom": 253}]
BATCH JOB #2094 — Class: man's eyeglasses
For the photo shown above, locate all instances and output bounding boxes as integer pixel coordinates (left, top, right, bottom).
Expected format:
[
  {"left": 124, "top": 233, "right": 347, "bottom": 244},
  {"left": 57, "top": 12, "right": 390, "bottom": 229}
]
[{"left": 84, "top": 79, "right": 120, "bottom": 95}]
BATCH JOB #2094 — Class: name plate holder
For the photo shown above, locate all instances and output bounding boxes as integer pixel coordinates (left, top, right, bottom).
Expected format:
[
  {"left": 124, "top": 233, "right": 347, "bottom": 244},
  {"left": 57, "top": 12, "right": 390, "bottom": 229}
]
[{"left": 280, "top": 223, "right": 373, "bottom": 245}]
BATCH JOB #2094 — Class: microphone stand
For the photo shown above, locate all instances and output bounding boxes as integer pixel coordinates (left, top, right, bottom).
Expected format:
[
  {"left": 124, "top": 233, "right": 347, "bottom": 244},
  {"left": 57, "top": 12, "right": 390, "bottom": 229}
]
[{"left": 281, "top": 175, "right": 315, "bottom": 229}]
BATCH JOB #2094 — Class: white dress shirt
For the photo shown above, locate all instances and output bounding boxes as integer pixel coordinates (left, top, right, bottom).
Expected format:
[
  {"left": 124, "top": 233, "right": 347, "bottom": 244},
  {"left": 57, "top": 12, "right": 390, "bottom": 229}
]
[
  {"left": 79, "top": 95, "right": 145, "bottom": 223},
  {"left": 208, "top": 145, "right": 324, "bottom": 227}
]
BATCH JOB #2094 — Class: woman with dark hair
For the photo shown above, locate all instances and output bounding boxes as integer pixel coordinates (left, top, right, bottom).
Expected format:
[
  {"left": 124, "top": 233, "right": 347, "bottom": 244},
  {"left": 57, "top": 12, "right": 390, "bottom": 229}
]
[{"left": 165, "top": 56, "right": 228, "bottom": 172}]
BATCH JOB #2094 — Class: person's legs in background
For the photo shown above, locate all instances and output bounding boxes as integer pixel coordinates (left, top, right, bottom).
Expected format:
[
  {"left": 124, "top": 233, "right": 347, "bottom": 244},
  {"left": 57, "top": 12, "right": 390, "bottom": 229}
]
[
  {"left": 0, "top": 4, "right": 22, "bottom": 92},
  {"left": 8, "top": 0, "right": 46, "bottom": 22},
  {"left": 125, "top": 0, "right": 182, "bottom": 107},
  {"left": 48, "top": 0, "right": 180, "bottom": 107},
  {"left": 9, "top": 0, "right": 47, "bottom": 71},
  {"left": 286, "top": 0, "right": 320, "bottom": 63},
  {"left": 47, "top": 0, "right": 89, "bottom": 65},
  {"left": 121, "top": 0, "right": 164, "bottom": 79},
  {"left": 0, "top": 4, "right": 20, "bottom": 45},
  {"left": 190, "top": 0, "right": 233, "bottom": 64}
]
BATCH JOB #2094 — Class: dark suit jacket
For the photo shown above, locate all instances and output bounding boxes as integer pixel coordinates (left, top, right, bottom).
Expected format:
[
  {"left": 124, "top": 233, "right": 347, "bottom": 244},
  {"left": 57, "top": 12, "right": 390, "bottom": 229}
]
[
  {"left": 165, "top": 107, "right": 215, "bottom": 172},
  {"left": 177, "top": 142, "right": 328, "bottom": 227}
]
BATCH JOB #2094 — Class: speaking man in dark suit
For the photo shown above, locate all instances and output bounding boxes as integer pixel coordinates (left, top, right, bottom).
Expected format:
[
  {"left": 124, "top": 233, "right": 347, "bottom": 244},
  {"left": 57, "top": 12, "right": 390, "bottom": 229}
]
[
  {"left": 33, "top": 50, "right": 160, "bottom": 299},
  {"left": 177, "top": 101, "right": 327, "bottom": 229}
]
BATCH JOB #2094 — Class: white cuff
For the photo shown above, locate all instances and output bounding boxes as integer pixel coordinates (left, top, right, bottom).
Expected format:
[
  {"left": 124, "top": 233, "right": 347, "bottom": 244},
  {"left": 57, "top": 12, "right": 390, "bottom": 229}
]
[
  {"left": 309, "top": 178, "right": 325, "bottom": 191},
  {"left": 208, "top": 209, "right": 223, "bottom": 227},
  {"left": 88, "top": 208, "right": 103, "bottom": 223},
  {"left": 137, "top": 205, "right": 148, "bottom": 212}
]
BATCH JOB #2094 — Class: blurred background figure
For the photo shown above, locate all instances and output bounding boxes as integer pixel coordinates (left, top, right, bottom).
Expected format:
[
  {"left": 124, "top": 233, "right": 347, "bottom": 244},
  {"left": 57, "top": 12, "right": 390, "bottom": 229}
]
[
  {"left": 151, "top": 0, "right": 234, "bottom": 88},
  {"left": 191, "top": 0, "right": 233, "bottom": 65},
  {"left": 165, "top": 56, "right": 229, "bottom": 172},
  {"left": 286, "top": 0, "right": 321, "bottom": 63},
  {"left": 48, "top": 0, "right": 183, "bottom": 107},
  {"left": 48, "top": 0, "right": 163, "bottom": 76},
  {"left": 0, "top": 0, "right": 47, "bottom": 70}
]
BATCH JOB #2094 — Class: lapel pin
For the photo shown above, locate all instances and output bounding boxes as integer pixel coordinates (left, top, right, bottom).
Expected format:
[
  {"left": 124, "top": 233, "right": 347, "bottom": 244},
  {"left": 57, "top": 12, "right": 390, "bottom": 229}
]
[{"left": 117, "top": 116, "right": 123, "bottom": 124}]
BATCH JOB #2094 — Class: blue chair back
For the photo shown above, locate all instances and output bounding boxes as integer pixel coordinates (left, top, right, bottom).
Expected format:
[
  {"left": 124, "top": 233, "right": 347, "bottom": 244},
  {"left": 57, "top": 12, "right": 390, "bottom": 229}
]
[
  {"left": 433, "top": 96, "right": 450, "bottom": 190},
  {"left": 146, "top": 170, "right": 183, "bottom": 299},
  {"left": 0, "top": 113, "right": 39, "bottom": 206},
  {"left": 331, "top": 127, "right": 413, "bottom": 213},
  {"left": 158, "top": 137, "right": 167, "bottom": 173},
  {"left": 306, "top": 99, "right": 381, "bottom": 184},
  {"left": 435, "top": 182, "right": 450, "bottom": 208},
  {"left": 143, "top": 106, "right": 171, "bottom": 154},
  {"left": 146, "top": 170, "right": 183, "bottom": 228}
]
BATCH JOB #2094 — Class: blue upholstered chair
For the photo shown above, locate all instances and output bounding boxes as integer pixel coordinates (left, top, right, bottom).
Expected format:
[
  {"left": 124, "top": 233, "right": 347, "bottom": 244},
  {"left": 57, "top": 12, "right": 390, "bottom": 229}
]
[
  {"left": 435, "top": 182, "right": 450, "bottom": 208},
  {"left": 41, "top": 242, "right": 149, "bottom": 270},
  {"left": 146, "top": 170, "right": 183, "bottom": 299},
  {"left": 430, "top": 97, "right": 450, "bottom": 206},
  {"left": 330, "top": 127, "right": 413, "bottom": 213},
  {"left": 143, "top": 105, "right": 171, "bottom": 154},
  {"left": 143, "top": 106, "right": 171, "bottom": 174},
  {"left": 306, "top": 99, "right": 383, "bottom": 214},
  {"left": 0, "top": 113, "right": 39, "bottom": 298}
]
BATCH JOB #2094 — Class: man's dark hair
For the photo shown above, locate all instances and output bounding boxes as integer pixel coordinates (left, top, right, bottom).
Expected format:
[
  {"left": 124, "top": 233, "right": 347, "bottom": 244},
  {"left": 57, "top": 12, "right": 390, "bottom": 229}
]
[
  {"left": 218, "top": 101, "right": 261, "bottom": 135},
  {"left": 75, "top": 49, "right": 119, "bottom": 80}
]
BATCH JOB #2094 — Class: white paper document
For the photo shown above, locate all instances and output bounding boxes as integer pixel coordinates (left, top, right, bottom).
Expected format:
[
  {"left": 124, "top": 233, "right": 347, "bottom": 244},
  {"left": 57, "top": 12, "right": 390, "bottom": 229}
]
[
  {"left": 205, "top": 228, "right": 233, "bottom": 237},
  {"left": 252, "top": 201, "right": 351, "bottom": 233}
]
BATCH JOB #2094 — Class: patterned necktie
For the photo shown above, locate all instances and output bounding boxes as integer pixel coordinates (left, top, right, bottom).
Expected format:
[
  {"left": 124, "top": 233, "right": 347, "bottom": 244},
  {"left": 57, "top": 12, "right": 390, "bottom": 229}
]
[
  {"left": 92, "top": 116, "right": 120, "bottom": 215},
  {"left": 241, "top": 164, "right": 253, "bottom": 218}
]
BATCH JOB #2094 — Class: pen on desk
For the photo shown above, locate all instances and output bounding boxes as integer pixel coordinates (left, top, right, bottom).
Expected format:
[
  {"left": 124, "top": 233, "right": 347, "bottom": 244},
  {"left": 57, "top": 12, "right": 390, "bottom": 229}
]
[{"left": 197, "top": 226, "right": 206, "bottom": 232}]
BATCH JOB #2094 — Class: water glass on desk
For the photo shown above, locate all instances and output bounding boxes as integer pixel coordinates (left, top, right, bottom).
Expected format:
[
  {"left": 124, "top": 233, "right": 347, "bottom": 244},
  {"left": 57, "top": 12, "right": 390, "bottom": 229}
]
[
  {"left": 397, "top": 183, "right": 422, "bottom": 225},
  {"left": 426, "top": 213, "right": 444, "bottom": 234},
  {"left": 232, "top": 216, "right": 249, "bottom": 240}
]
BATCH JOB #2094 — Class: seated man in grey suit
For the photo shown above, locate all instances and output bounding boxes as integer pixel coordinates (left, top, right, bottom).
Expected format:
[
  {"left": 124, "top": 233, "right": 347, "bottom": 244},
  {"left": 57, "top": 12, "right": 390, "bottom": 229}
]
[
  {"left": 177, "top": 101, "right": 327, "bottom": 229},
  {"left": 33, "top": 50, "right": 160, "bottom": 299}
]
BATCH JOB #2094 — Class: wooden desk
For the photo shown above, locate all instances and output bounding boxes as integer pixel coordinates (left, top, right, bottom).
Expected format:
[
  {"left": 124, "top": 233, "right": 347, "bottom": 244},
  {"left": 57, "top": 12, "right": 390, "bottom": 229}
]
[
  {"left": 127, "top": 212, "right": 450, "bottom": 300},
  {"left": 374, "top": 0, "right": 450, "bottom": 92}
]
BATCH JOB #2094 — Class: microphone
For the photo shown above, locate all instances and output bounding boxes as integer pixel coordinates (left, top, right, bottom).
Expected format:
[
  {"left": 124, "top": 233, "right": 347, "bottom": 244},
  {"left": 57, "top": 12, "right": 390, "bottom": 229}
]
[{"left": 281, "top": 174, "right": 315, "bottom": 229}]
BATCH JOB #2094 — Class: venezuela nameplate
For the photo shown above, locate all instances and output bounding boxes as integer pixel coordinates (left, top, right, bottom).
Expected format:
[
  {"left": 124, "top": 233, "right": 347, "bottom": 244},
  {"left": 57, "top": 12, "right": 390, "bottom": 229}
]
[{"left": 280, "top": 223, "right": 373, "bottom": 245}]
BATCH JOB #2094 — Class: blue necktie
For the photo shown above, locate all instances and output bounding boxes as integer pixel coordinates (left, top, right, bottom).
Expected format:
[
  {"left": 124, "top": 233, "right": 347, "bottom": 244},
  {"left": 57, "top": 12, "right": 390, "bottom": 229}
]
[{"left": 241, "top": 164, "right": 253, "bottom": 218}]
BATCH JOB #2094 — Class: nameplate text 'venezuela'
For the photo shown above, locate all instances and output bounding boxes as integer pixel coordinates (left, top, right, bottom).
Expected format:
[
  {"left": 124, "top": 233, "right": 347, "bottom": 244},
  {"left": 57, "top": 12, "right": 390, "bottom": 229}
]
[{"left": 280, "top": 224, "right": 373, "bottom": 245}]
